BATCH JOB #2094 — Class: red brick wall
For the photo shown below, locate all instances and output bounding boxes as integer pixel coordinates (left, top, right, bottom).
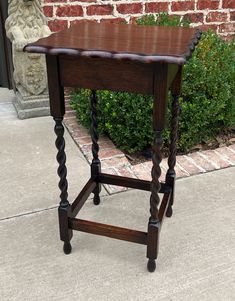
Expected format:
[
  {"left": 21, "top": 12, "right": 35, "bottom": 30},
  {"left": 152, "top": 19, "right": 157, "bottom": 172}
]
[{"left": 42, "top": 0, "right": 235, "bottom": 39}]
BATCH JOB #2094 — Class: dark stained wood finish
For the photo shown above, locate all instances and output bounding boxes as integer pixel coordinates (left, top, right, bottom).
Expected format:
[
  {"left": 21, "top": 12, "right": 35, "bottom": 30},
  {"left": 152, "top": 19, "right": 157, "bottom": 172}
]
[
  {"left": 146, "top": 192, "right": 170, "bottom": 271},
  {"left": 146, "top": 63, "right": 168, "bottom": 268},
  {"left": 71, "top": 179, "right": 96, "bottom": 218},
  {"left": 69, "top": 218, "right": 148, "bottom": 245},
  {"left": 60, "top": 56, "right": 154, "bottom": 94},
  {"left": 24, "top": 23, "right": 201, "bottom": 64},
  {"left": 60, "top": 57, "right": 179, "bottom": 95},
  {"left": 90, "top": 90, "right": 102, "bottom": 205},
  {"left": 153, "top": 63, "right": 169, "bottom": 131},
  {"left": 54, "top": 118, "right": 73, "bottom": 246},
  {"left": 158, "top": 192, "right": 171, "bottom": 225},
  {"left": 24, "top": 22, "right": 201, "bottom": 271},
  {"left": 98, "top": 173, "right": 171, "bottom": 193},
  {"left": 46, "top": 55, "right": 65, "bottom": 118}
]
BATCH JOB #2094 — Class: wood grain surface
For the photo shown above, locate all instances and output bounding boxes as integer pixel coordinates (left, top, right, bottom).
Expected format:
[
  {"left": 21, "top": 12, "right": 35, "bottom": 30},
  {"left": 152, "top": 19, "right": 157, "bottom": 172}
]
[{"left": 24, "top": 23, "right": 201, "bottom": 64}]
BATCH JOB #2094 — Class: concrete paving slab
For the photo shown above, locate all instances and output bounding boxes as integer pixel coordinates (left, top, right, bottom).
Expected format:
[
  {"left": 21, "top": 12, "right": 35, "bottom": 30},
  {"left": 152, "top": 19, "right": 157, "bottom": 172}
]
[
  {"left": 0, "top": 88, "right": 15, "bottom": 104},
  {"left": 0, "top": 103, "right": 16, "bottom": 120},
  {"left": 0, "top": 116, "right": 107, "bottom": 220},
  {"left": 0, "top": 167, "right": 234, "bottom": 301}
]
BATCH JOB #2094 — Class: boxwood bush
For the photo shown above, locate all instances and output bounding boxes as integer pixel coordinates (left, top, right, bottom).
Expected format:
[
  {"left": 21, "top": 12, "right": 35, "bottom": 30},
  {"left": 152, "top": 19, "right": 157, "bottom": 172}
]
[{"left": 71, "top": 14, "right": 235, "bottom": 153}]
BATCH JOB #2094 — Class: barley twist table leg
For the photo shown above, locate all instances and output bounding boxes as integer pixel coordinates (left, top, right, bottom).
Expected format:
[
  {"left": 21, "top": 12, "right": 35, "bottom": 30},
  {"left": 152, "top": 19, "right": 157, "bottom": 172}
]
[
  {"left": 166, "top": 93, "right": 180, "bottom": 217},
  {"left": 90, "top": 90, "right": 101, "bottom": 205},
  {"left": 147, "top": 130, "right": 163, "bottom": 272},
  {"left": 54, "top": 117, "right": 72, "bottom": 254}
]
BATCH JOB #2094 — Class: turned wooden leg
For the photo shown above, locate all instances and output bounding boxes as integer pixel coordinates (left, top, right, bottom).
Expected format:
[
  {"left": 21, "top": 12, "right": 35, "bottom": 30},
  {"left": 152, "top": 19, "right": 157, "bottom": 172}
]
[
  {"left": 165, "top": 93, "right": 180, "bottom": 217},
  {"left": 54, "top": 118, "right": 73, "bottom": 254},
  {"left": 147, "top": 130, "right": 163, "bottom": 272},
  {"left": 90, "top": 90, "right": 101, "bottom": 205},
  {"left": 165, "top": 66, "right": 182, "bottom": 218}
]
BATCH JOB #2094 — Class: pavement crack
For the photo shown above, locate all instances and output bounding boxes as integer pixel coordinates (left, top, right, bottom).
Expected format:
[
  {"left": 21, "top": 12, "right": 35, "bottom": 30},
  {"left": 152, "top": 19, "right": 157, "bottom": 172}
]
[{"left": 0, "top": 206, "right": 58, "bottom": 222}]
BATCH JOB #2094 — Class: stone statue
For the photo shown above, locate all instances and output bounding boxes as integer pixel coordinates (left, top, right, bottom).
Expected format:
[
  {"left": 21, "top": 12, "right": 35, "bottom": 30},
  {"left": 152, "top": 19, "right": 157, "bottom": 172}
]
[{"left": 5, "top": 0, "right": 51, "bottom": 97}]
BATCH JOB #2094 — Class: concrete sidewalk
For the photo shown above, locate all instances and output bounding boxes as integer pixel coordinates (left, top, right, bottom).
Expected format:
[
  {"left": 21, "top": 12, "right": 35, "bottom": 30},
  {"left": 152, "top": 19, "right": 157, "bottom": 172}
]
[{"left": 0, "top": 88, "right": 235, "bottom": 301}]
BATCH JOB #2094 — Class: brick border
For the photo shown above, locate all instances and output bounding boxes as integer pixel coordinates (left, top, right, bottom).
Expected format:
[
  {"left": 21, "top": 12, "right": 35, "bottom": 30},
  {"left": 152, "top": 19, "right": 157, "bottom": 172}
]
[{"left": 64, "top": 96, "right": 235, "bottom": 194}]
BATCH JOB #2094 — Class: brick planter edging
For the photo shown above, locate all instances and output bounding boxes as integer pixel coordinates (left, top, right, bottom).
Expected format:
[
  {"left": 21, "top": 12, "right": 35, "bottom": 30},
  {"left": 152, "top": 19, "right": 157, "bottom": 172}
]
[{"left": 64, "top": 97, "right": 235, "bottom": 194}]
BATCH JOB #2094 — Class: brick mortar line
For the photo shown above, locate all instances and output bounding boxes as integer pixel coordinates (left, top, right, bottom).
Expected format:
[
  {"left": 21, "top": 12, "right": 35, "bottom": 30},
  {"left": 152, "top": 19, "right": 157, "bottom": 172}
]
[
  {"left": 228, "top": 146, "right": 235, "bottom": 154},
  {"left": 183, "top": 154, "right": 206, "bottom": 172},
  {"left": 175, "top": 162, "right": 190, "bottom": 176},
  {"left": 213, "top": 149, "right": 234, "bottom": 165},
  {"left": 197, "top": 151, "right": 220, "bottom": 169}
]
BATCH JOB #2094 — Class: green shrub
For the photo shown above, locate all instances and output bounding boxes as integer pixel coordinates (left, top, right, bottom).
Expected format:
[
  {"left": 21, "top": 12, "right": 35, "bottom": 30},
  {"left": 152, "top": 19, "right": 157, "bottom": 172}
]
[
  {"left": 136, "top": 12, "right": 190, "bottom": 27},
  {"left": 179, "top": 30, "right": 235, "bottom": 149},
  {"left": 71, "top": 14, "right": 235, "bottom": 153}
]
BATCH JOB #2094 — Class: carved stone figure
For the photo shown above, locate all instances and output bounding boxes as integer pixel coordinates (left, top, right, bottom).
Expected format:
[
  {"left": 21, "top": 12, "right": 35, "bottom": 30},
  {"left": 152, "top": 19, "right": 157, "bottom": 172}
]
[{"left": 5, "top": 0, "right": 51, "bottom": 96}]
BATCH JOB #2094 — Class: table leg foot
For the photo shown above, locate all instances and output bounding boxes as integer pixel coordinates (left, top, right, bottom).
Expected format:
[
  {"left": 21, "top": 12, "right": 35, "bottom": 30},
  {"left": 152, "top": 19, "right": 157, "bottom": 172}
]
[
  {"left": 166, "top": 206, "right": 173, "bottom": 218},
  {"left": 63, "top": 241, "right": 72, "bottom": 255},
  {"left": 93, "top": 194, "right": 100, "bottom": 205},
  {"left": 147, "top": 259, "right": 156, "bottom": 272}
]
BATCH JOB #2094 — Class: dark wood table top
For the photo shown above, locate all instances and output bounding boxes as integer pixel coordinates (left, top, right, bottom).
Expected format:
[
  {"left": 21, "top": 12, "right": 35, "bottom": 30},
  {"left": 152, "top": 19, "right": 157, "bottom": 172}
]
[{"left": 24, "top": 23, "right": 201, "bottom": 65}]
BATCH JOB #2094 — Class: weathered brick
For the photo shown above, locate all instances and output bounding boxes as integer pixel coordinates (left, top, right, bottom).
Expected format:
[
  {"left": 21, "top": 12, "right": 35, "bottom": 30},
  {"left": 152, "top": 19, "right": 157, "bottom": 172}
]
[
  {"left": 100, "top": 18, "right": 126, "bottom": 24},
  {"left": 48, "top": 20, "right": 68, "bottom": 32},
  {"left": 228, "top": 144, "right": 235, "bottom": 152},
  {"left": 188, "top": 152, "right": 217, "bottom": 171},
  {"left": 200, "top": 150, "right": 231, "bottom": 168},
  {"left": 98, "top": 140, "right": 116, "bottom": 149},
  {"left": 116, "top": 3, "right": 143, "bottom": 14},
  {"left": 171, "top": 1, "right": 195, "bottom": 11},
  {"left": 87, "top": 5, "right": 113, "bottom": 16},
  {"left": 218, "top": 22, "right": 235, "bottom": 33},
  {"left": 230, "top": 11, "right": 235, "bottom": 21},
  {"left": 197, "top": 0, "right": 219, "bottom": 10},
  {"left": 177, "top": 155, "right": 204, "bottom": 175},
  {"left": 184, "top": 13, "right": 204, "bottom": 23},
  {"left": 43, "top": 6, "right": 53, "bottom": 17},
  {"left": 206, "top": 12, "right": 228, "bottom": 22},
  {"left": 64, "top": 110, "right": 76, "bottom": 118},
  {"left": 67, "top": 122, "right": 85, "bottom": 132},
  {"left": 86, "top": 148, "right": 123, "bottom": 162},
  {"left": 145, "top": 2, "right": 168, "bottom": 13},
  {"left": 175, "top": 163, "right": 190, "bottom": 178},
  {"left": 102, "top": 168, "right": 127, "bottom": 194},
  {"left": 73, "top": 136, "right": 91, "bottom": 146},
  {"left": 71, "top": 127, "right": 90, "bottom": 138},
  {"left": 70, "top": 19, "right": 97, "bottom": 26},
  {"left": 131, "top": 164, "right": 152, "bottom": 181},
  {"left": 115, "top": 166, "right": 136, "bottom": 179},
  {"left": 63, "top": 116, "right": 77, "bottom": 125},
  {"left": 98, "top": 148, "right": 124, "bottom": 160},
  {"left": 101, "top": 156, "right": 129, "bottom": 169},
  {"left": 197, "top": 24, "right": 218, "bottom": 32},
  {"left": 222, "top": 0, "right": 235, "bottom": 9},
  {"left": 56, "top": 5, "right": 83, "bottom": 17},
  {"left": 214, "top": 147, "right": 235, "bottom": 164}
]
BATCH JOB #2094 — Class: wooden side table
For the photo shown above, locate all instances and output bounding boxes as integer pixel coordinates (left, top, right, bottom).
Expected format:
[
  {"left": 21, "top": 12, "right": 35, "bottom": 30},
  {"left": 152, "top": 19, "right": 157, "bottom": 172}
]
[{"left": 25, "top": 23, "right": 201, "bottom": 272}]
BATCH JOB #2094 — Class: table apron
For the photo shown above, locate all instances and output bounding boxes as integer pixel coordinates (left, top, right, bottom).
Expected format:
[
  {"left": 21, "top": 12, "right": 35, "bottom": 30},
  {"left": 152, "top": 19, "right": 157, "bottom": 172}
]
[{"left": 59, "top": 56, "right": 179, "bottom": 95}]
